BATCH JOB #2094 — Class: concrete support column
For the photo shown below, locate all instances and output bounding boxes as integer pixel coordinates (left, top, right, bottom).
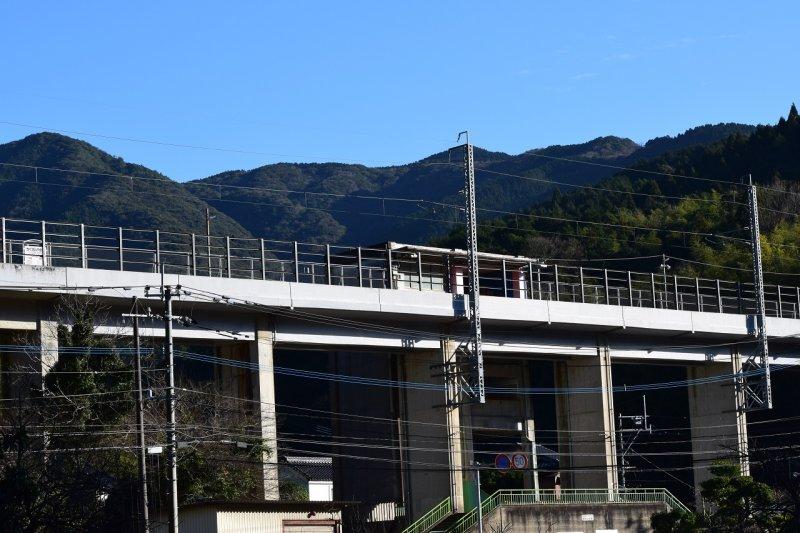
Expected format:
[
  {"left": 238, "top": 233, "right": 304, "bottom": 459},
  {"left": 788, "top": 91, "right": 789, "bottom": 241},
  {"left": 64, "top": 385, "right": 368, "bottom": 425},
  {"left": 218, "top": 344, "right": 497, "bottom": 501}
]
[
  {"left": 37, "top": 305, "right": 59, "bottom": 390},
  {"left": 250, "top": 315, "right": 279, "bottom": 500},
  {"left": 688, "top": 350, "right": 748, "bottom": 500},
  {"left": 401, "top": 350, "right": 450, "bottom": 519},
  {"left": 441, "top": 337, "right": 468, "bottom": 513},
  {"left": 554, "top": 340, "right": 618, "bottom": 491}
]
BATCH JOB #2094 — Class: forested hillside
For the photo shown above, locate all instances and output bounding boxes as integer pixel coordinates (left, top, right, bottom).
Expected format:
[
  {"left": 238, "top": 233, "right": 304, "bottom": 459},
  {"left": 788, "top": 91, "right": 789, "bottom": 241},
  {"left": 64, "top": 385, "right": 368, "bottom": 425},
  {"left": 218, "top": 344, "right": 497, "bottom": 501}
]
[
  {"left": 436, "top": 106, "right": 800, "bottom": 282},
  {"left": 0, "top": 133, "right": 249, "bottom": 236},
  {"left": 185, "top": 125, "right": 752, "bottom": 244},
  {"left": 0, "top": 123, "right": 756, "bottom": 247}
]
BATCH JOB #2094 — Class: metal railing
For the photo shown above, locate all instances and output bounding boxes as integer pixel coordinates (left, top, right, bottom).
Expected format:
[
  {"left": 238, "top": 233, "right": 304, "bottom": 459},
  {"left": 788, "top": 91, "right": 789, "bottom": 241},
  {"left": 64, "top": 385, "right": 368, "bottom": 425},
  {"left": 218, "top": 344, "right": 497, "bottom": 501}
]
[
  {"left": 401, "top": 497, "right": 453, "bottom": 533},
  {"left": 1, "top": 216, "right": 798, "bottom": 319},
  {"left": 447, "top": 488, "right": 688, "bottom": 533}
]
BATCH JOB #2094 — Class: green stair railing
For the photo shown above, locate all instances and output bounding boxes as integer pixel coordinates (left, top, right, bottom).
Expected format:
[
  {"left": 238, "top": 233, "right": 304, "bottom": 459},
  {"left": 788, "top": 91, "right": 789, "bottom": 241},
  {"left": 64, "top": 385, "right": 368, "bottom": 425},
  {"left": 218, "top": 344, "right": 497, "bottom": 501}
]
[
  {"left": 447, "top": 488, "right": 688, "bottom": 533},
  {"left": 401, "top": 497, "right": 453, "bottom": 533}
]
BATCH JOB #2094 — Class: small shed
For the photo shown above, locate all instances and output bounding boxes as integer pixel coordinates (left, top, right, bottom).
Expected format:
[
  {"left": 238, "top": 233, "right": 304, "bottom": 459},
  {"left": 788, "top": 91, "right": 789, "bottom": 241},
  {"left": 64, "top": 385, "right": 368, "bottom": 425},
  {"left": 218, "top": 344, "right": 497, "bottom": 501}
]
[
  {"left": 154, "top": 500, "right": 347, "bottom": 533},
  {"left": 281, "top": 456, "right": 334, "bottom": 502}
]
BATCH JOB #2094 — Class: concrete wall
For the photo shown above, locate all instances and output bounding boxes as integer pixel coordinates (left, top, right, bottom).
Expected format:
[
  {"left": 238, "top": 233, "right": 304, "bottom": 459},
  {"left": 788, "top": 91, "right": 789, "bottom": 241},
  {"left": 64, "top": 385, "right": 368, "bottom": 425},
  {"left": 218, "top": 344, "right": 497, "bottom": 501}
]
[{"left": 475, "top": 503, "right": 666, "bottom": 533}]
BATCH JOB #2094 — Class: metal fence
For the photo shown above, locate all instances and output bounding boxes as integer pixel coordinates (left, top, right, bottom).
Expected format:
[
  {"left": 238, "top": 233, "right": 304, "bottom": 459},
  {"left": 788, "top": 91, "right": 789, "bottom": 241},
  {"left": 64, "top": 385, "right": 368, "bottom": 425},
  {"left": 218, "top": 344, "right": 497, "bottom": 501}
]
[
  {"left": 1, "top": 217, "right": 798, "bottom": 319},
  {"left": 448, "top": 488, "right": 688, "bottom": 533}
]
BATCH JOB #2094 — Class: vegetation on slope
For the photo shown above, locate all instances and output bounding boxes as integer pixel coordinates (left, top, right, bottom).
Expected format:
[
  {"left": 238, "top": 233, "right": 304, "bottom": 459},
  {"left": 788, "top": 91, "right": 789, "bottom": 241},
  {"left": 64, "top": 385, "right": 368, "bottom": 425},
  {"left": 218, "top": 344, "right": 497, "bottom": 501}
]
[{"left": 436, "top": 106, "right": 800, "bottom": 282}]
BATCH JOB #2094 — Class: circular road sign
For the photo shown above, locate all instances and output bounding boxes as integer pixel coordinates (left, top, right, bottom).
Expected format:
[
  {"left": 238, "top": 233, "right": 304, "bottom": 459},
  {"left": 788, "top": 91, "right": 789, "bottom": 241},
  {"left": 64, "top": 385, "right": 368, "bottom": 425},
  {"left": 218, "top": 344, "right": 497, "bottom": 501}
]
[
  {"left": 494, "top": 454, "right": 511, "bottom": 471},
  {"left": 511, "top": 453, "right": 528, "bottom": 470}
]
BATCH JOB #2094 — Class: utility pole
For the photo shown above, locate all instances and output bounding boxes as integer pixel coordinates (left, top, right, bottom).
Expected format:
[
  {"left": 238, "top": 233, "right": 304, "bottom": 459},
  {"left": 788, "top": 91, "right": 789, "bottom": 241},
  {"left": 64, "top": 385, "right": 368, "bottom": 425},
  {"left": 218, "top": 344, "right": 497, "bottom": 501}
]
[
  {"left": 741, "top": 174, "right": 773, "bottom": 410},
  {"left": 123, "top": 298, "right": 151, "bottom": 533},
  {"left": 616, "top": 395, "right": 653, "bottom": 491},
  {"left": 165, "top": 286, "right": 179, "bottom": 533},
  {"left": 149, "top": 283, "right": 180, "bottom": 533}
]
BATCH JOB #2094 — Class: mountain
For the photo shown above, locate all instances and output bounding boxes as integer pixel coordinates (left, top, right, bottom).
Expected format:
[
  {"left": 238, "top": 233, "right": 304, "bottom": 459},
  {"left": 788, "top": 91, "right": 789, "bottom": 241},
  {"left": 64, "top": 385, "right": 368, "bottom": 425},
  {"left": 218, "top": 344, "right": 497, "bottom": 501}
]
[
  {"left": 0, "top": 133, "right": 250, "bottom": 236},
  {"left": 433, "top": 106, "right": 800, "bottom": 281},
  {"left": 185, "top": 124, "right": 752, "bottom": 245},
  {"left": 0, "top": 122, "right": 755, "bottom": 246}
]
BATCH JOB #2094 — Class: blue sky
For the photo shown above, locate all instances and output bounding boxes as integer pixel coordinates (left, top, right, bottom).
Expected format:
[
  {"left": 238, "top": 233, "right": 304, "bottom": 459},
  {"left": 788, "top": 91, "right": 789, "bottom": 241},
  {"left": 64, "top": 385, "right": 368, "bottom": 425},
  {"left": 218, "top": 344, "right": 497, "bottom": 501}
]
[{"left": 1, "top": 1, "right": 798, "bottom": 180}]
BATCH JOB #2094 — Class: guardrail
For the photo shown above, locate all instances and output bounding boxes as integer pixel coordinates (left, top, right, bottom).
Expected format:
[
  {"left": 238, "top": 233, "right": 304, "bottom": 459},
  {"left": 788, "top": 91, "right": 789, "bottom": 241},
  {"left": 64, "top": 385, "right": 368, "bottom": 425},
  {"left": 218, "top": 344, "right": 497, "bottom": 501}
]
[
  {"left": 1, "top": 216, "right": 797, "bottom": 319},
  {"left": 447, "top": 488, "right": 688, "bottom": 533},
  {"left": 401, "top": 497, "right": 452, "bottom": 533}
]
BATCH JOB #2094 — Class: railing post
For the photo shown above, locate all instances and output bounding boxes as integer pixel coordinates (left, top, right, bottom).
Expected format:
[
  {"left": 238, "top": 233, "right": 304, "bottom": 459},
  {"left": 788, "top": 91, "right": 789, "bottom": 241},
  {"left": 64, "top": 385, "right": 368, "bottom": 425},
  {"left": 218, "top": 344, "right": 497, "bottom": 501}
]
[
  {"left": 40, "top": 220, "right": 47, "bottom": 265},
  {"left": 673, "top": 275, "right": 679, "bottom": 310},
  {"left": 79, "top": 224, "right": 87, "bottom": 268},
  {"left": 117, "top": 227, "right": 124, "bottom": 271},
  {"left": 528, "top": 262, "right": 535, "bottom": 300},
  {"left": 603, "top": 269, "right": 610, "bottom": 305},
  {"left": 1, "top": 217, "right": 5, "bottom": 263},
  {"left": 554, "top": 265, "right": 560, "bottom": 301},
  {"left": 627, "top": 271, "right": 634, "bottom": 306},
  {"left": 293, "top": 241, "right": 300, "bottom": 282},
  {"left": 737, "top": 281, "right": 743, "bottom": 314},
  {"left": 579, "top": 267, "right": 585, "bottom": 303},
  {"left": 155, "top": 230, "right": 161, "bottom": 273},
  {"left": 537, "top": 266, "right": 542, "bottom": 300},
  {"left": 190, "top": 233, "right": 196, "bottom": 275},
  {"left": 502, "top": 259, "right": 508, "bottom": 297},
  {"left": 418, "top": 252, "right": 424, "bottom": 291},
  {"left": 716, "top": 279, "right": 723, "bottom": 313},
  {"left": 357, "top": 247, "right": 363, "bottom": 288},
  {"left": 650, "top": 273, "right": 656, "bottom": 308},
  {"left": 695, "top": 277, "right": 701, "bottom": 312},
  {"left": 226, "top": 236, "right": 231, "bottom": 278},
  {"left": 796, "top": 286, "right": 800, "bottom": 320},
  {"left": 260, "top": 239, "right": 267, "bottom": 281},
  {"left": 326, "top": 244, "right": 332, "bottom": 285},
  {"left": 386, "top": 248, "right": 394, "bottom": 289},
  {"left": 777, "top": 285, "right": 783, "bottom": 318}
]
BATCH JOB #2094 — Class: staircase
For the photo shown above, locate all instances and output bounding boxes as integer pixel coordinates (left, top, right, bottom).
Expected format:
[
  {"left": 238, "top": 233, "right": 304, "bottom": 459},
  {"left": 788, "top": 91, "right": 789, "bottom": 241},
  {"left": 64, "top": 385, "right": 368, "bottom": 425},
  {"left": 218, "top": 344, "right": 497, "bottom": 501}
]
[{"left": 400, "top": 497, "right": 453, "bottom": 533}]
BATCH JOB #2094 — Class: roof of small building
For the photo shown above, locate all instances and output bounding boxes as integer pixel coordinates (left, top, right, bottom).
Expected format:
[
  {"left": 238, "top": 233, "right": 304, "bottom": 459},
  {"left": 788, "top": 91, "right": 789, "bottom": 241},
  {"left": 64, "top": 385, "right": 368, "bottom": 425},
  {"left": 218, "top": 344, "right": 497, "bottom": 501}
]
[{"left": 283, "top": 456, "right": 333, "bottom": 482}]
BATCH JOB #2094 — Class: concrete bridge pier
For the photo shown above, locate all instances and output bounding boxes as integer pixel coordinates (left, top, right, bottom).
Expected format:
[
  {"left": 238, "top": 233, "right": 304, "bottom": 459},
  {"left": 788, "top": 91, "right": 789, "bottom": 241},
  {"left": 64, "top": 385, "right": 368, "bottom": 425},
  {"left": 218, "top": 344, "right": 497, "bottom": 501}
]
[
  {"left": 687, "top": 350, "right": 748, "bottom": 502},
  {"left": 250, "top": 315, "right": 279, "bottom": 500},
  {"left": 554, "top": 339, "right": 618, "bottom": 492}
]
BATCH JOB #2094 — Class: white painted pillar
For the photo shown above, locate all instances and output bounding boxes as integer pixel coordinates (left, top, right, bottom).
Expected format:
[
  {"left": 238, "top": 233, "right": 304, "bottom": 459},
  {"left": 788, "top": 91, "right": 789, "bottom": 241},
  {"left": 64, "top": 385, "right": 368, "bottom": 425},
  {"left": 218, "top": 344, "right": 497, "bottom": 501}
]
[
  {"left": 554, "top": 340, "right": 618, "bottom": 492},
  {"left": 688, "top": 350, "right": 748, "bottom": 501},
  {"left": 250, "top": 315, "right": 279, "bottom": 500}
]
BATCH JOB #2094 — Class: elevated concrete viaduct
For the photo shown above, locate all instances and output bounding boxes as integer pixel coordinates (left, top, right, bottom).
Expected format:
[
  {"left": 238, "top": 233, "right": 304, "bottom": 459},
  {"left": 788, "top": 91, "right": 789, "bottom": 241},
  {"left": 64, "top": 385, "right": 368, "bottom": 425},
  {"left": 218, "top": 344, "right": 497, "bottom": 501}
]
[{"left": 1, "top": 218, "right": 799, "bottom": 525}]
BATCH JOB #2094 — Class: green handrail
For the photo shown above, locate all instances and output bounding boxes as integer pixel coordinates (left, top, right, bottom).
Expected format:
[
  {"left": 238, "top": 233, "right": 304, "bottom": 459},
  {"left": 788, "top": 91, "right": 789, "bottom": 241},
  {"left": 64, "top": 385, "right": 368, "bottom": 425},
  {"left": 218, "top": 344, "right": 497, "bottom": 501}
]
[
  {"left": 447, "top": 488, "right": 688, "bottom": 533},
  {"left": 401, "top": 497, "right": 453, "bottom": 533}
]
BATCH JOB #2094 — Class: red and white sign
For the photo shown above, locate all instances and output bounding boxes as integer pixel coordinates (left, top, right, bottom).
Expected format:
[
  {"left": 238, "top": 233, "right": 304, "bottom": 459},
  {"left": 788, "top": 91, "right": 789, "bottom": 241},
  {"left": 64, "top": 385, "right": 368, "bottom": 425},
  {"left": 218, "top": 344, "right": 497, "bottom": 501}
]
[{"left": 511, "top": 453, "right": 528, "bottom": 470}]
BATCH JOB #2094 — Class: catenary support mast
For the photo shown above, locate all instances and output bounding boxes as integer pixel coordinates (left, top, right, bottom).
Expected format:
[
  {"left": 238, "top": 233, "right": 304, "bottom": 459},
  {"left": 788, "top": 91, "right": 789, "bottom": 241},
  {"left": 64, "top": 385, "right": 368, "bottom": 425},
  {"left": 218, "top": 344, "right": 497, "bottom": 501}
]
[{"left": 741, "top": 174, "right": 772, "bottom": 411}]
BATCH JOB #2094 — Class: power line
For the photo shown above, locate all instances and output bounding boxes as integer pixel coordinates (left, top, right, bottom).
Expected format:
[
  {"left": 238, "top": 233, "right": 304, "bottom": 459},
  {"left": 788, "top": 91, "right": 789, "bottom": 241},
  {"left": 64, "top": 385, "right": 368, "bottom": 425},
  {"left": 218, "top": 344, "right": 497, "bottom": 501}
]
[
  {"left": 475, "top": 167, "right": 746, "bottom": 206},
  {"left": 0, "top": 121, "right": 411, "bottom": 166}
]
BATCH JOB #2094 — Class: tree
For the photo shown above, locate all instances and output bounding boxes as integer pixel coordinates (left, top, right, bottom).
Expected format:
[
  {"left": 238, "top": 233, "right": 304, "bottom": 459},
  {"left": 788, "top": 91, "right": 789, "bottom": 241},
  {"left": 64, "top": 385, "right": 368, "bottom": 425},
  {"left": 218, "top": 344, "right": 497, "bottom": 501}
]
[
  {"left": 701, "top": 463, "right": 785, "bottom": 532},
  {"left": 651, "top": 462, "right": 790, "bottom": 532}
]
